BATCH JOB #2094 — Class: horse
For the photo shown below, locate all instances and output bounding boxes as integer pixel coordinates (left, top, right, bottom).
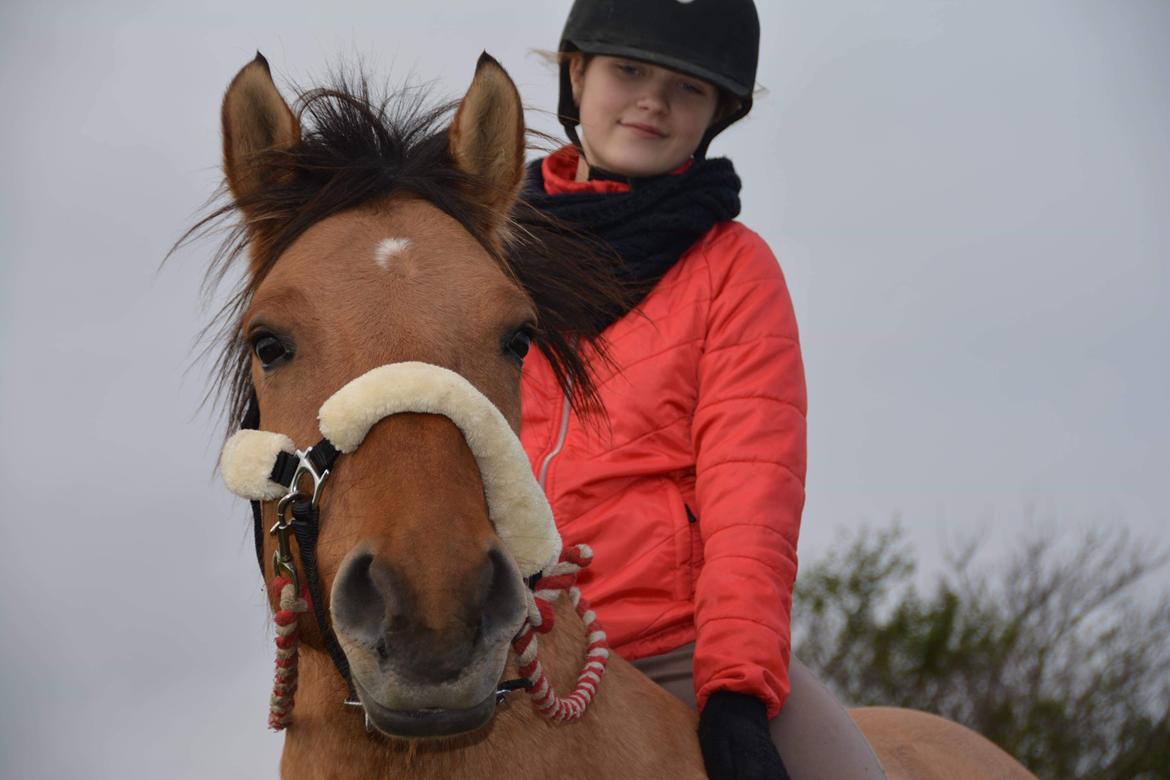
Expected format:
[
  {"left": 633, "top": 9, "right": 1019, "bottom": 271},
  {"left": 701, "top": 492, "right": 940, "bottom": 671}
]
[{"left": 195, "top": 51, "right": 1037, "bottom": 780}]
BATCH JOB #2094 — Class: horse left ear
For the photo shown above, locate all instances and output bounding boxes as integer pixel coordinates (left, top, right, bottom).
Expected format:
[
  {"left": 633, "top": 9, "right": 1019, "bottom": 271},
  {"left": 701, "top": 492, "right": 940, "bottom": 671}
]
[{"left": 448, "top": 53, "right": 525, "bottom": 245}]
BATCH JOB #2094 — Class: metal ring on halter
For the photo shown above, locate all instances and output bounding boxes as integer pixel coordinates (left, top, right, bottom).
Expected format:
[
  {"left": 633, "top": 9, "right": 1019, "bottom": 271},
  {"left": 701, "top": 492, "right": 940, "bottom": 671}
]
[
  {"left": 290, "top": 447, "right": 330, "bottom": 508},
  {"left": 495, "top": 677, "right": 534, "bottom": 704},
  {"left": 343, "top": 699, "right": 377, "bottom": 733}
]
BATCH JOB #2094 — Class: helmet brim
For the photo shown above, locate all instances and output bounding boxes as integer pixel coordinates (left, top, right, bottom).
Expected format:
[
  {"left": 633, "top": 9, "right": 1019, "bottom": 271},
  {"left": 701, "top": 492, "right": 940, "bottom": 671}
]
[{"left": 563, "top": 38, "right": 755, "bottom": 100}]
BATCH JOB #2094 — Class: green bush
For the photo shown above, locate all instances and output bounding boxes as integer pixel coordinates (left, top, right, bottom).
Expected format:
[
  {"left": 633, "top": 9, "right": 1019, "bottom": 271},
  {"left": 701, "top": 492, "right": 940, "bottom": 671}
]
[{"left": 793, "top": 525, "right": 1170, "bottom": 779}]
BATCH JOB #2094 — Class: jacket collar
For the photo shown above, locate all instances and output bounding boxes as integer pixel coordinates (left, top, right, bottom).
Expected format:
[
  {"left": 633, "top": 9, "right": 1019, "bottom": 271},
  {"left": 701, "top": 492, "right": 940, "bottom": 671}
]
[{"left": 540, "top": 146, "right": 693, "bottom": 196}]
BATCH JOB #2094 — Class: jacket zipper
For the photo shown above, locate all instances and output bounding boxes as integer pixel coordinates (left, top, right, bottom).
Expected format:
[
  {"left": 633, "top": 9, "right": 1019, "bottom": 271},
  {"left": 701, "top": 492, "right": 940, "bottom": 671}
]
[{"left": 537, "top": 383, "right": 572, "bottom": 491}]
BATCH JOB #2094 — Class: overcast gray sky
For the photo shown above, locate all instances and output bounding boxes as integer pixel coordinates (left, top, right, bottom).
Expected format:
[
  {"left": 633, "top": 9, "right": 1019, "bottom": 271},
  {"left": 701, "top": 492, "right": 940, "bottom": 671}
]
[{"left": 2, "top": 1, "right": 1167, "bottom": 777}]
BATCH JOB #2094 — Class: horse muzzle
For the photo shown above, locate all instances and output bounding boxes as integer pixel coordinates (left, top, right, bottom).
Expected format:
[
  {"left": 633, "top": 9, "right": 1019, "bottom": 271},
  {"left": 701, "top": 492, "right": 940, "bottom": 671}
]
[{"left": 331, "top": 543, "right": 528, "bottom": 738}]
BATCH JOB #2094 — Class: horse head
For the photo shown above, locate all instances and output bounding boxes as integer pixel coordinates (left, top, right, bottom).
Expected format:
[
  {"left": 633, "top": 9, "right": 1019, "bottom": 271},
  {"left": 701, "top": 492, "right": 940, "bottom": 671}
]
[{"left": 205, "top": 52, "right": 620, "bottom": 740}]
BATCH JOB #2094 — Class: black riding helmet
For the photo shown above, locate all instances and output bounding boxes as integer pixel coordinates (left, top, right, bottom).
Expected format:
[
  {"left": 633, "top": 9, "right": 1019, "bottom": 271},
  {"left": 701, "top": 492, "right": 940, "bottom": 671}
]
[{"left": 558, "top": 0, "right": 760, "bottom": 161}]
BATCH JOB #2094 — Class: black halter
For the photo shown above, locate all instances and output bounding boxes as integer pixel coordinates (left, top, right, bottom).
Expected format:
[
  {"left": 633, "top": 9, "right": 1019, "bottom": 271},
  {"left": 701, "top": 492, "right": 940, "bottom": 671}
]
[{"left": 241, "top": 393, "right": 356, "bottom": 699}]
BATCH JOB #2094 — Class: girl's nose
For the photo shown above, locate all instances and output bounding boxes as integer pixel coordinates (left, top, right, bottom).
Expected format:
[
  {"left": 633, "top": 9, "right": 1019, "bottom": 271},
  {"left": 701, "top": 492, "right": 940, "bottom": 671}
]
[{"left": 636, "top": 82, "right": 670, "bottom": 114}]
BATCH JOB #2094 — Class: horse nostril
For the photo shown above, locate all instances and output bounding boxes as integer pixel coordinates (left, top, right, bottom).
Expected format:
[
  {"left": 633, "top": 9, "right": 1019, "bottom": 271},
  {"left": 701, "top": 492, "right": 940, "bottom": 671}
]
[
  {"left": 333, "top": 552, "right": 407, "bottom": 649},
  {"left": 333, "top": 554, "right": 379, "bottom": 633},
  {"left": 479, "top": 546, "right": 525, "bottom": 646}
]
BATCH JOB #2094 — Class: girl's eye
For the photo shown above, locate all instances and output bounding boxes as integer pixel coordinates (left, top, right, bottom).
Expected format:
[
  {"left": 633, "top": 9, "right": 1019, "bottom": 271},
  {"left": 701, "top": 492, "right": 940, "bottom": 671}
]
[
  {"left": 616, "top": 63, "right": 640, "bottom": 77},
  {"left": 504, "top": 327, "right": 533, "bottom": 364},
  {"left": 680, "top": 81, "right": 705, "bottom": 96},
  {"left": 251, "top": 333, "right": 293, "bottom": 369}
]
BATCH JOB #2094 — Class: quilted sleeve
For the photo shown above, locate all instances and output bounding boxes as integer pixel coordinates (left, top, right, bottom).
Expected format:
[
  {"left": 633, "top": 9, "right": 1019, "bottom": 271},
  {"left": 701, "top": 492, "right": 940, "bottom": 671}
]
[{"left": 690, "top": 225, "right": 807, "bottom": 719}]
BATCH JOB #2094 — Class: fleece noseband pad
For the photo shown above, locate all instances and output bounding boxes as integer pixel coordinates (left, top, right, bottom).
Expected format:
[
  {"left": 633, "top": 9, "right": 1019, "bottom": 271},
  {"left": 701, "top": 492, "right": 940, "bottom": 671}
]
[{"left": 220, "top": 361, "right": 561, "bottom": 577}]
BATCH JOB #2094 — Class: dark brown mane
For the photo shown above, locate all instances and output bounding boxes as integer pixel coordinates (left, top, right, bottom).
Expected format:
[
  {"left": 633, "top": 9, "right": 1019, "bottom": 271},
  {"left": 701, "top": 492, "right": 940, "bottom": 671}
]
[{"left": 179, "top": 69, "right": 627, "bottom": 435}]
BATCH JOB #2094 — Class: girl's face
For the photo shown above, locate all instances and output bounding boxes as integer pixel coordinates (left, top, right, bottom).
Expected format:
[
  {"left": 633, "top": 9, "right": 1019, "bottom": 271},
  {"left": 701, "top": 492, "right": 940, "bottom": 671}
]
[{"left": 570, "top": 55, "right": 720, "bottom": 178}]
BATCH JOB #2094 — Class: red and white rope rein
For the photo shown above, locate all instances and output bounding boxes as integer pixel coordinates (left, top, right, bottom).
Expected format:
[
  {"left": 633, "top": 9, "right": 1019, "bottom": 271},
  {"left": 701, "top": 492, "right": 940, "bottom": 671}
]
[
  {"left": 268, "top": 575, "right": 309, "bottom": 730},
  {"left": 511, "top": 544, "right": 610, "bottom": 723},
  {"left": 265, "top": 544, "right": 608, "bottom": 730}
]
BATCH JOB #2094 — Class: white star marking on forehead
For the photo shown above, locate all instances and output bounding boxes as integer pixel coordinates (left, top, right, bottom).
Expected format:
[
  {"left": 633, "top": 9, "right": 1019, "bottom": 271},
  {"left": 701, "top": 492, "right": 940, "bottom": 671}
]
[{"left": 374, "top": 237, "right": 412, "bottom": 270}]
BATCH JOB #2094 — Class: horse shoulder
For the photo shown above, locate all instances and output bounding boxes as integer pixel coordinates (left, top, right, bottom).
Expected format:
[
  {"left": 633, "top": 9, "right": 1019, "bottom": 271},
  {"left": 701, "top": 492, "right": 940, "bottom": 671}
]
[{"left": 568, "top": 657, "right": 707, "bottom": 779}]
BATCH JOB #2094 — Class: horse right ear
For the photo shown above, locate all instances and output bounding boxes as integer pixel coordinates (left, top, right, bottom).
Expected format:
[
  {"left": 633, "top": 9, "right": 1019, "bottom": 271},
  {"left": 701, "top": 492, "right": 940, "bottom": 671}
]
[
  {"left": 448, "top": 53, "right": 525, "bottom": 248},
  {"left": 221, "top": 53, "right": 300, "bottom": 213}
]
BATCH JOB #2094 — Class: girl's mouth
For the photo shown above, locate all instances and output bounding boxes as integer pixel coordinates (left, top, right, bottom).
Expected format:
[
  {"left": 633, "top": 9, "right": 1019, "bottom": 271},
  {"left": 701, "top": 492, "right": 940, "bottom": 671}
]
[{"left": 621, "top": 122, "right": 667, "bottom": 139}]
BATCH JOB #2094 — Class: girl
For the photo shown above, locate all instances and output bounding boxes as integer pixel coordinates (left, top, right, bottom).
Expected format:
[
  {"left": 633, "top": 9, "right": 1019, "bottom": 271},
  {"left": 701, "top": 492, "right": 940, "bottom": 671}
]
[{"left": 520, "top": 1, "right": 885, "bottom": 778}]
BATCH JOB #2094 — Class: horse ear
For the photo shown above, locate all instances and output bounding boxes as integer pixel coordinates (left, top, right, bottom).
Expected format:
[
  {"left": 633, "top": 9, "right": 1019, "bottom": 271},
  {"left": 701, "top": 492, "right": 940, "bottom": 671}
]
[
  {"left": 448, "top": 53, "right": 525, "bottom": 244},
  {"left": 221, "top": 52, "right": 300, "bottom": 207}
]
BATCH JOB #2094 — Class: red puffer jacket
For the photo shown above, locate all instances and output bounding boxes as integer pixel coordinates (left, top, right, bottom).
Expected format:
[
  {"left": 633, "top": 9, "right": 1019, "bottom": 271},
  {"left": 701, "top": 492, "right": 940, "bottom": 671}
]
[{"left": 520, "top": 147, "right": 807, "bottom": 717}]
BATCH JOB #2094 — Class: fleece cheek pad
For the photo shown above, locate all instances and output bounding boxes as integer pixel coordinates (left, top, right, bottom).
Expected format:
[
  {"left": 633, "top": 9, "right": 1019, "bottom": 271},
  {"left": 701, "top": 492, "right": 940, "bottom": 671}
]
[
  {"left": 219, "top": 361, "right": 562, "bottom": 577},
  {"left": 219, "top": 429, "right": 297, "bottom": 501}
]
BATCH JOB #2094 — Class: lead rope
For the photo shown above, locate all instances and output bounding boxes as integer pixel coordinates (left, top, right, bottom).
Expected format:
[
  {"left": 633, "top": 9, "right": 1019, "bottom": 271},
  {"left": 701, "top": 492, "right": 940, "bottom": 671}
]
[
  {"left": 512, "top": 544, "right": 610, "bottom": 723},
  {"left": 268, "top": 575, "right": 309, "bottom": 730}
]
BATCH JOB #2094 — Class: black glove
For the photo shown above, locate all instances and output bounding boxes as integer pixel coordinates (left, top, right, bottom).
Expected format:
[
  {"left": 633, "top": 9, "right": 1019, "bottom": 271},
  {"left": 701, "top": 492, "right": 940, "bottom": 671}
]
[{"left": 698, "top": 691, "right": 791, "bottom": 780}]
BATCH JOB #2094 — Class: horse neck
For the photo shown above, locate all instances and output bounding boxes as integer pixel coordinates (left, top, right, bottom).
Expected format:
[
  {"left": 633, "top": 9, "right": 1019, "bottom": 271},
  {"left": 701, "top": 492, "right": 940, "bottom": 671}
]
[{"left": 279, "top": 591, "right": 592, "bottom": 779}]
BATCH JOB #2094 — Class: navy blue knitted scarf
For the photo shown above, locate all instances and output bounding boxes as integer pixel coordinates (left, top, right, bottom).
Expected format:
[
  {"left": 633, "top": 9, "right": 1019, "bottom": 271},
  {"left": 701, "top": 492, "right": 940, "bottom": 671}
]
[{"left": 523, "top": 156, "right": 742, "bottom": 329}]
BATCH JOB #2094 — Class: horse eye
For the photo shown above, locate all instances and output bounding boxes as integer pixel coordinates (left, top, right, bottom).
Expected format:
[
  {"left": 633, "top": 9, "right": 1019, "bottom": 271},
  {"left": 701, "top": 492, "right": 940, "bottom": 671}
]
[
  {"left": 505, "top": 328, "right": 533, "bottom": 364},
  {"left": 251, "top": 333, "right": 293, "bottom": 369}
]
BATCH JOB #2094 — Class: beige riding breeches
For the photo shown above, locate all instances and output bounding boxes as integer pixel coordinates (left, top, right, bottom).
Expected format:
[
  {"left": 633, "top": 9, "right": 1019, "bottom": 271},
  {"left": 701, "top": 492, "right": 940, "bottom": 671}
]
[{"left": 632, "top": 644, "right": 886, "bottom": 779}]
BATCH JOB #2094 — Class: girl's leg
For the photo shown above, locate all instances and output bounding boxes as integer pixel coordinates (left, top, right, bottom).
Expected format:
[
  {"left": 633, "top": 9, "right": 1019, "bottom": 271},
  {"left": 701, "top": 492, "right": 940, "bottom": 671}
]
[{"left": 632, "top": 644, "right": 886, "bottom": 780}]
